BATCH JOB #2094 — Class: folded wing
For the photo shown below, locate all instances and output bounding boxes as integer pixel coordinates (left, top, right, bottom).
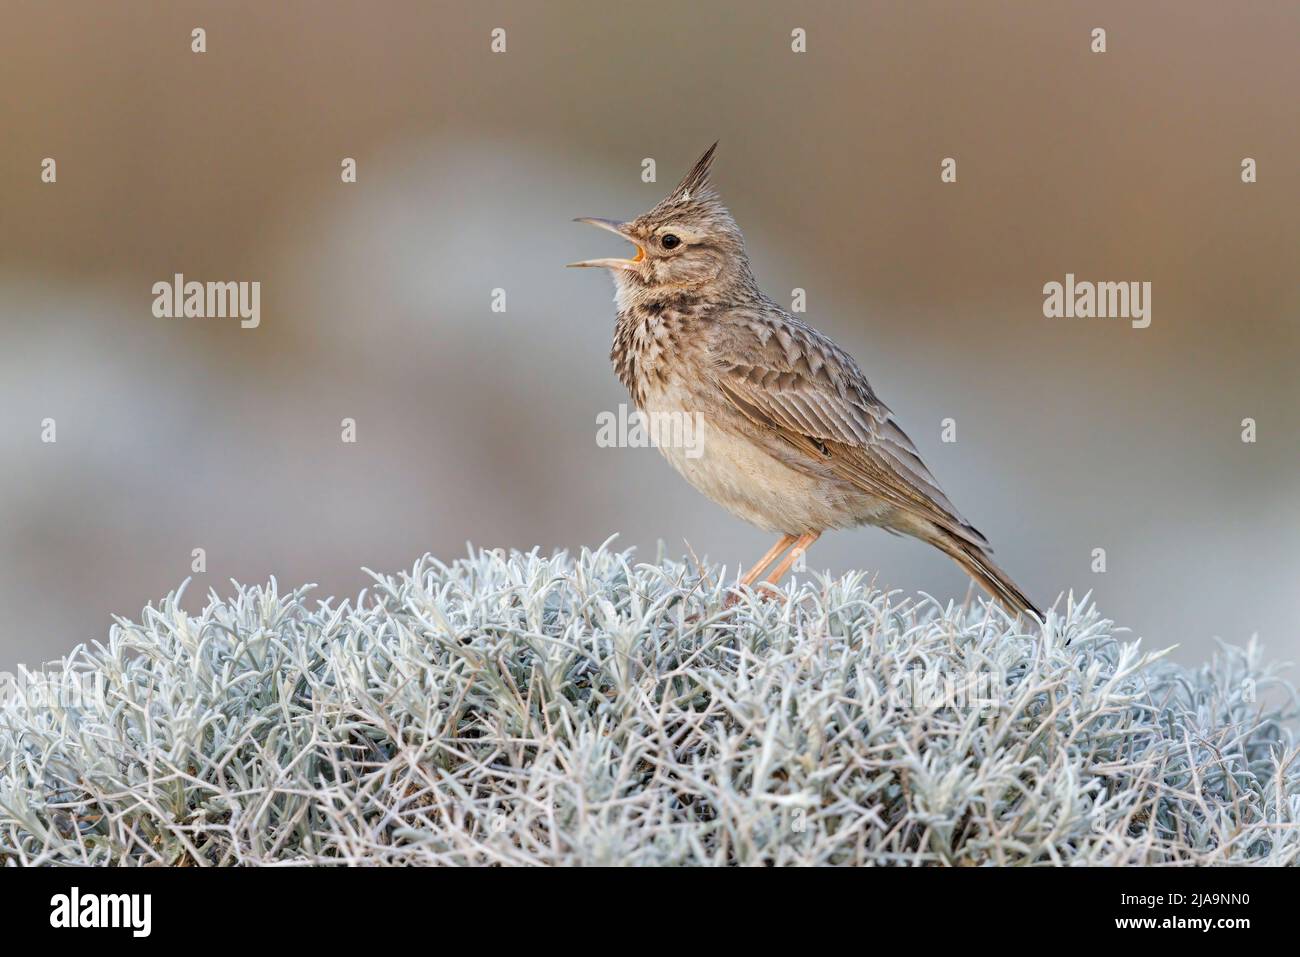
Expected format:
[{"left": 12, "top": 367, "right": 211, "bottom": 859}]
[{"left": 711, "top": 310, "right": 990, "bottom": 551}]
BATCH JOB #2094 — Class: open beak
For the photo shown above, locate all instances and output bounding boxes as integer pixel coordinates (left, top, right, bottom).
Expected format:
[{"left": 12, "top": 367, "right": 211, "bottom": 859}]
[{"left": 567, "top": 218, "right": 645, "bottom": 271}]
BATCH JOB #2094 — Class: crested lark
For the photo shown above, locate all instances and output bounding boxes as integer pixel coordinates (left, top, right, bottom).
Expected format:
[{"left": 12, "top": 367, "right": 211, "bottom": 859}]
[{"left": 570, "top": 144, "right": 1040, "bottom": 617}]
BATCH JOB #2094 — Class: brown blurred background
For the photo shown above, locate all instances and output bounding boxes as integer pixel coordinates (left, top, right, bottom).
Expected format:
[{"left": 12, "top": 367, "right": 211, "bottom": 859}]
[{"left": 1, "top": 1, "right": 1297, "bottom": 668}]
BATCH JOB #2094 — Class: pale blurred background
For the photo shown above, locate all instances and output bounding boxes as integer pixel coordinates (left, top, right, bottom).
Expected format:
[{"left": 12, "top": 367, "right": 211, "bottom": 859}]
[{"left": 1, "top": 1, "right": 1297, "bottom": 669}]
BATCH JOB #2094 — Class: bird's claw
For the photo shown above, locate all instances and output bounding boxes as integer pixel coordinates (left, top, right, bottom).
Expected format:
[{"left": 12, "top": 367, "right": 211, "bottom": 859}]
[{"left": 724, "top": 584, "right": 789, "bottom": 610}]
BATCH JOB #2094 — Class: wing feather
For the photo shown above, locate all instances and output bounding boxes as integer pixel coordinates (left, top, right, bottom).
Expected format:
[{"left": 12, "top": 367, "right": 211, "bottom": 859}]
[{"left": 712, "top": 312, "right": 989, "bottom": 549}]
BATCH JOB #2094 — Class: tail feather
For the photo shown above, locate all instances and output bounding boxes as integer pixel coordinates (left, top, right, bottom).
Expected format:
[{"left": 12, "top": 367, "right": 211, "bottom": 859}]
[{"left": 931, "top": 533, "right": 1041, "bottom": 620}]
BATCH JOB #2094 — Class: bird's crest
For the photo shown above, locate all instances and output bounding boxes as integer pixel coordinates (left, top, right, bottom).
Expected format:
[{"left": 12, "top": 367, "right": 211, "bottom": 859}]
[{"left": 670, "top": 141, "right": 719, "bottom": 204}]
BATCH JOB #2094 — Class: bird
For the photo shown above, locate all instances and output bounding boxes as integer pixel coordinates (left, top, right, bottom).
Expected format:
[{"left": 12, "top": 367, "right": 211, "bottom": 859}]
[{"left": 568, "top": 143, "right": 1041, "bottom": 618}]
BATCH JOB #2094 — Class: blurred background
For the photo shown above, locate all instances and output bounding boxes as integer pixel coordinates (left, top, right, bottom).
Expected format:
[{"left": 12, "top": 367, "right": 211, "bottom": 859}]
[{"left": 1, "top": 1, "right": 1296, "bottom": 669}]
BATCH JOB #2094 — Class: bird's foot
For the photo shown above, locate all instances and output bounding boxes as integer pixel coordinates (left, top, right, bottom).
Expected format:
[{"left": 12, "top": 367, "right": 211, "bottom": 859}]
[{"left": 723, "top": 583, "right": 790, "bottom": 610}]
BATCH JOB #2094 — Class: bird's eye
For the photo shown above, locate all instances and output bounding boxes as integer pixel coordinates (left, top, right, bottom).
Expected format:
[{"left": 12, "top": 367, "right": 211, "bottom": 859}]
[{"left": 661, "top": 234, "right": 681, "bottom": 249}]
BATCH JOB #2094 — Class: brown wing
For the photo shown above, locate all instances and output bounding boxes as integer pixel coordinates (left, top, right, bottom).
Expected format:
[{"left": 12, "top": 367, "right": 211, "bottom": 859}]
[{"left": 710, "top": 309, "right": 990, "bottom": 550}]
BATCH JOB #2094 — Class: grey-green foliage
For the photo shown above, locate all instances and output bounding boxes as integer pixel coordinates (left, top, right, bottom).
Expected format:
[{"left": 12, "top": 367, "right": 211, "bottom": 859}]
[{"left": 1, "top": 543, "right": 1296, "bottom": 866}]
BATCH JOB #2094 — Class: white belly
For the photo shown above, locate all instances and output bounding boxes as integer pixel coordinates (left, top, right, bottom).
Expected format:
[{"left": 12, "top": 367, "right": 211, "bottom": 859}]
[{"left": 640, "top": 383, "right": 886, "bottom": 534}]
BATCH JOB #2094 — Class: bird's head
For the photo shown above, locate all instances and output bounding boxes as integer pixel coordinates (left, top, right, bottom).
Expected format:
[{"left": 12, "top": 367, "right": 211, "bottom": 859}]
[{"left": 569, "top": 143, "right": 751, "bottom": 297}]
